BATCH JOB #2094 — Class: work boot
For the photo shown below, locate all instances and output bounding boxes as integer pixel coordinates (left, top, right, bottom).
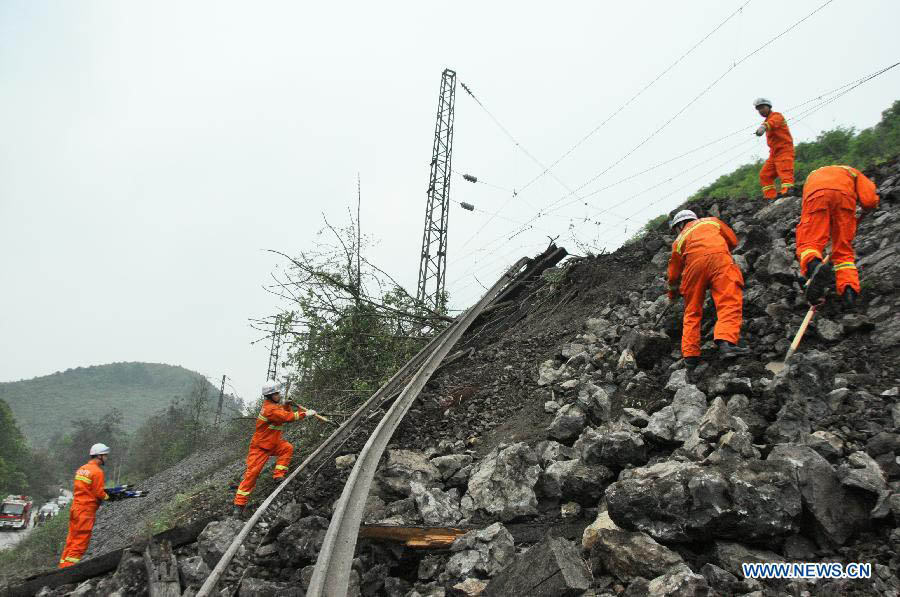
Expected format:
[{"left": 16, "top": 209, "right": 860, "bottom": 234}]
[
  {"left": 684, "top": 356, "right": 701, "bottom": 369},
  {"left": 841, "top": 287, "right": 858, "bottom": 310},
  {"left": 717, "top": 340, "right": 750, "bottom": 359},
  {"left": 804, "top": 258, "right": 834, "bottom": 304},
  {"left": 231, "top": 505, "right": 245, "bottom": 520}
]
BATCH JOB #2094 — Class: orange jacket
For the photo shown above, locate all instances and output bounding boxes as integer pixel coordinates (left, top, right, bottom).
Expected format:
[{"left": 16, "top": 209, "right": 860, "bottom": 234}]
[
  {"left": 763, "top": 111, "right": 793, "bottom": 154},
  {"left": 667, "top": 217, "right": 738, "bottom": 292},
  {"left": 72, "top": 459, "right": 109, "bottom": 512},
  {"left": 803, "top": 165, "right": 879, "bottom": 210},
  {"left": 251, "top": 399, "right": 308, "bottom": 451}
]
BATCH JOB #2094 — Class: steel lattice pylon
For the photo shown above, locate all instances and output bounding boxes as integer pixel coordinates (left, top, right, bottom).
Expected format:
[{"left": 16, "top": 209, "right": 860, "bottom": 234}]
[{"left": 416, "top": 68, "right": 456, "bottom": 312}]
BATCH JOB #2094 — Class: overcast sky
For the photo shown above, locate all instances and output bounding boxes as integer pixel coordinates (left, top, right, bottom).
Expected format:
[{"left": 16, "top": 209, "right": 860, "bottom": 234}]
[{"left": 1, "top": 1, "right": 898, "bottom": 405}]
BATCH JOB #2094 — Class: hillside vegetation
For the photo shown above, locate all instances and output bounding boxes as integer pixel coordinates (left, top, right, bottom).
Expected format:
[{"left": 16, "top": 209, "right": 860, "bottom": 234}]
[{"left": 0, "top": 362, "right": 239, "bottom": 446}]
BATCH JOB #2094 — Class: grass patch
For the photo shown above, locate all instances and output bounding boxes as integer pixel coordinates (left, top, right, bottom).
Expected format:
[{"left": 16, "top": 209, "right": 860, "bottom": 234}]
[{"left": 0, "top": 507, "right": 69, "bottom": 582}]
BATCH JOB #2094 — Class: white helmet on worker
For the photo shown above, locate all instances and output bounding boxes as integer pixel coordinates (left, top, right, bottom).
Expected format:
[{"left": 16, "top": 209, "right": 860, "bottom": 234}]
[
  {"left": 753, "top": 97, "right": 772, "bottom": 108},
  {"left": 261, "top": 381, "right": 282, "bottom": 397},
  {"left": 670, "top": 210, "right": 698, "bottom": 230},
  {"left": 90, "top": 443, "right": 111, "bottom": 457}
]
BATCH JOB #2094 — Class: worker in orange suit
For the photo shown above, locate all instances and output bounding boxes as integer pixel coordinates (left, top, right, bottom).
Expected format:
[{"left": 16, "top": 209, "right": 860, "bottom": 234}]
[
  {"left": 797, "top": 165, "right": 879, "bottom": 307},
  {"left": 58, "top": 443, "right": 111, "bottom": 568},
  {"left": 666, "top": 210, "right": 749, "bottom": 367},
  {"left": 233, "top": 382, "right": 316, "bottom": 517},
  {"left": 754, "top": 98, "right": 795, "bottom": 199}
]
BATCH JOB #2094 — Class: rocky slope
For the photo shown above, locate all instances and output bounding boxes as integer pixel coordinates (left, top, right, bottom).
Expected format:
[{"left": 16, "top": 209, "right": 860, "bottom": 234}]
[{"left": 36, "top": 158, "right": 900, "bottom": 596}]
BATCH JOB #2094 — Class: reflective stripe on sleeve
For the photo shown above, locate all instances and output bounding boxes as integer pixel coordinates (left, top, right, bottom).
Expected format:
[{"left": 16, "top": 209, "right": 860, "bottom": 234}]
[
  {"left": 236, "top": 489, "right": 251, "bottom": 496},
  {"left": 294, "top": 411, "right": 300, "bottom": 420},
  {"left": 257, "top": 413, "right": 268, "bottom": 422},
  {"left": 75, "top": 475, "right": 92, "bottom": 484},
  {"left": 275, "top": 465, "right": 288, "bottom": 471},
  {"left": 268, "top": 424, "right": 283, "bottom": 431}
]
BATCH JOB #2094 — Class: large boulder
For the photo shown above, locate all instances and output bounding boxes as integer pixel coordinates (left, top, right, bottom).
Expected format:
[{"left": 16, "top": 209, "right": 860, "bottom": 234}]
[
  {"left": 575, "top": 382, "right": 612, "bottom": 424},
  {"left": 589, "top": 525, "right": 684, "bottom": 582},
  {"left": 410, "top": 482, "right": 463, "bottom": 525},
  {"left": 377, "top": 450, "right": 441, "bottom": 498},
  {"left": 620, "top": 330, "right": 672, "bottom": 370},
  {"left": 548, "top": 404, "right": 587, "bottom": 442},
  {"left": 276, "top": 516, "right": 330, "bottom": 565},
  {"left": 431, "top": 454, "right": 472, "bottom": 481},
  {"left": 538, "top": 459, "right": 613, "bottom": 504},
  {"left": 644, "top": 385, "right": 708, "bottom": 444},
  {"left": 463, "top": 443, "right": 541, "bottom": 521},
  {"left": 606, "top": 460, "right": 801, "bottom": 543},
  {"left": 574, "top": 426, "right": 647, "bottom": 469},
  {"left": 446, "top": 522, "right": 515, "bottom": 578},
  {"left": 767, "top": 444, "right": 867, "bottom": 546},
  {"left": 197, "top": 518, "right": 245, "bottom": 569},
  {"left": 484, "top": 535, "right": 591, "bottom": 597},
  {"left": 645, "top": 563, "right": 710, "bottom": 596}
]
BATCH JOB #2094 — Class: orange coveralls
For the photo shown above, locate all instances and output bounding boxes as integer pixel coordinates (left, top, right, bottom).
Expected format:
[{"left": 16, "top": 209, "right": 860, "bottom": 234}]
[
  {"left": 667, "top": 217, "right": 744, "bottom": 358},
  {"left": 59, "top": 459, "right": 108, "bottom": 568},
  {"left": 234, "top": 399, "right": 308, "bottom": 506},
  {"left": 759, "top": 111, "right": 795, "bottom": 199},
  {"left": 796, "top": 165, "right": 879, "bottom": 295}
]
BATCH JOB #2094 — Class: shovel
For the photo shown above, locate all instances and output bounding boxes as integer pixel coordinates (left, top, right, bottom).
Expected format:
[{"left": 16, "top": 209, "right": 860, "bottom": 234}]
[{"left": 765, "top": 255, "right": 831, "bottom": 374}]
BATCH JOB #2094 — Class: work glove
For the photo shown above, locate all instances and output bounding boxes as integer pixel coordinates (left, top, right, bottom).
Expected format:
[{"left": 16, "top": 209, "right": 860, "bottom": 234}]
[
  {"left": 666, "top": 291, "right": 677, "bottom": 302},
  {"left": 305, "top": 409, "right": 317, "bottom": 418},
  {"left": 755, "top": 125, "right": 766, "bottom": 137}
]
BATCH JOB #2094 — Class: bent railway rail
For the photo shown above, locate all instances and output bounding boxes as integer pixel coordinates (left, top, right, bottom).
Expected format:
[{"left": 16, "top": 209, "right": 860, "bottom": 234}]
[{"left": 196, "top": 256, "right": 530, "bottom": 597}]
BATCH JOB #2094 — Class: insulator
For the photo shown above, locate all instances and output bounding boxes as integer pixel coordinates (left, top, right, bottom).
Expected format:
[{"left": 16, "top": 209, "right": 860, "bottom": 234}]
[
  {"left": 459, "top": 202, "right": 475, "bottom": 211},
  {"left": 462, "top": 174, "right": 478, "bottom": 183}
]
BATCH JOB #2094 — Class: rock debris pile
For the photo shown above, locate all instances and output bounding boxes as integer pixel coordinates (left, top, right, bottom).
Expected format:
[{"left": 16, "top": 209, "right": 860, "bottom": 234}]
[{"left": 38, "top": 159, "right": 900, "bottom": 596}]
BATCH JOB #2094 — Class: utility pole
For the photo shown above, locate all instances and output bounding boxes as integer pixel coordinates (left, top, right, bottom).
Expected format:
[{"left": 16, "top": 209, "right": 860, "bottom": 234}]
[
  {"left": 266, "top": 315, "right": 285, "bottom": 381},
  {"left": 215, "top": 374, "right": 226, "bottom": 426},
  {"left": 416, "top": 68, "right": 456, "bottom": 313}
]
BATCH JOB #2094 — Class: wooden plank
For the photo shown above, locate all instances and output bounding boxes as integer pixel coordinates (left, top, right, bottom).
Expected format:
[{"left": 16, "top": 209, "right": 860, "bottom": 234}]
[
  {"left": 144, "top": 540, "right": 181, "bottom": 597},
  {"left": 359, "top": 525, "right": 468, "bottom": 549},
  {"left": 1, "top": 518, "right": 213, "bottom": 597}
]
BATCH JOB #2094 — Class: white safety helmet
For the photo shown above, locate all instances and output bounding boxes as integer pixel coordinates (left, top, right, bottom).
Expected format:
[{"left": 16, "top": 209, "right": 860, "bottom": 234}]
[
  {"left": 753, "top": 97, "right": 772, "bottom": 108},
  {"left": 670, "top": 210, "right": 698, "bottom": 230},
  {"left": 262, "top": 381, "right": 282, "bottom": 397},
  {"left": 90, "top": 443, "right": 111, "bottom": 457}
]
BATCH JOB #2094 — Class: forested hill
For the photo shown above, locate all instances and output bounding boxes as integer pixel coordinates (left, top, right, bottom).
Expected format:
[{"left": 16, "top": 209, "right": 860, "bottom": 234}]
[{"left": 0, "top": 362, "right": 241, "bottom": 446}]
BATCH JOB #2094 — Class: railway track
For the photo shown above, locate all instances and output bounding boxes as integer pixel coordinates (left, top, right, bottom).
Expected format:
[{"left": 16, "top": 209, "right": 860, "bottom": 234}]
[{"left": 196, "top": 256, "right": 530, "bottom": 597}]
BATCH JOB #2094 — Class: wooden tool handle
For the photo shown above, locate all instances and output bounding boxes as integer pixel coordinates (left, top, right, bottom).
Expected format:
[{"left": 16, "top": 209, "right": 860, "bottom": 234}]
[{"left": 784, "top": 304, "right": 817, "bottom": 362}]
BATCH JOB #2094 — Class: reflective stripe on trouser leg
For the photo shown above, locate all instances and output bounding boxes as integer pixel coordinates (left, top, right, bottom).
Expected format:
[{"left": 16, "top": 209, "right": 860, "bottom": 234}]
[
  {"left": 235, "top": 445, "right": 271, "bottom": 505},
  {"left": 710, "top": 258, "right": 744, "bottom": 345},
  {"left": 272, "top": 439, "right": 294, "bottom": 479},
  {"left": 679, "top": 258, "right": 712, "bottom": 358},
  {"left": 759, "top": 157, "right": 778, "bottom": 199},
  {"left": 831, "top": 204, "right": 860, "bottom": 294},
  {"left": 775, "top": 152, "right": 795, "bottom": 191},
  {"left": 795, "top": 199, "right": 831, "bottom": 276}
]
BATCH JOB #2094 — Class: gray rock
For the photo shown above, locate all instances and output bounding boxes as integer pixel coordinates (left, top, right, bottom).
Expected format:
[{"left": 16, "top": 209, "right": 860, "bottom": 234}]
[
  {"left": 814, "top": 317, "right": 844, "bottom": 341},
  {"left": 606, "top": 460, "right": 800, "bottom": 543},
  {"left": 178, "top": 555, "right": 211, "bottom": 589},
  {"left": 589, "top": 527, "right": 683, "bottom": 581},
  {"left": 697, "top": 397, "right": 731, "bottom": 440},
  {"left": 726, "top": 395, "right": 768, "bottom": 441},
  {"left": 535, "top": 440, "right": 575, "bottom": 466},
  {"left": 548, "top": 404, "right": 587, "bottom": 442},
  {"left": 767, "top": 444, "right": 867, "bottom": 545},
  {"left": 239, "top": 577, "right": 303, "bottom": 597},
  {"left": 839, "top": 451, "right": 888, "bottom": 496},
  {"left": 622, "top": 408, "right": 650, "bottom": 428},
  {"left": 575, "top": 426, "right": 648, "bottom": 469},
  {"left": 766, "top": 238, "right": 796, "bottom": 282},
  {"left": 538, "top": 459, "right": 613, "bottom": 504},
  {"left": 645, "top": 385, "right": 707, "bottom": 444},
  {"left": 335, "top": 454, "right": 357, "bottom": 469},
  {"left": 544, "top": 400, "right": 560, "bottom": 414},
  {"left": 276, "top": 516, "right": 330, "bottom": 565},
  {"left": 431, "top": 454, "right": 472, "bottom": 481},
  {"left": 377, "top": 450, "right": 441, "bottom": 498},
  {"left": 447, "top": 522, "right": 515, "bottom": 578},
  {"left": 805, "top": 430, "right": 844, "bottom": 461},
  {"left": 452, "top": 578, "right": 488, "bottom": 596},
  {"left": 410, "top": 482, "right": 462, "bottom": 525},
  {"left": 621, "top": 330, "right": 672, "bottom": 370},
  {"left": 710, "top": 375, "right": 752, "bottom": 396},
  {"left": 197, "top": 518, "right": 245, "bottom": 569},
  {"left": 646, "top": 563, "right": 710, "bottom": 596},
  {"left": 463, "top": 443, "right": 540, "bottom": 521},
  {"left": 576, "top": 382, "right": 612, "bottom": 424},
  {"left": 585, "top": 317, "right": 616, "bottom": 339},
  {"left": 538, "top": 360, "right": 566, "bottom": 386},
  {"left": 764, "top": 397, "right": 810, "bottom": 444},
  {"left": 484, "top": 535, "right": 591, "bottom": 597},
  {"left": 699, "top": 563, "right": 745, "bottom": 595},
  {"left": 706, "top": 430, "right": 760, "bottom": 463},
  {"left": 665, "top": 369, "right": 690, "bottom": 392},
  {"left": 712, "top": 541, "right": 784, "bottom": 577}
]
